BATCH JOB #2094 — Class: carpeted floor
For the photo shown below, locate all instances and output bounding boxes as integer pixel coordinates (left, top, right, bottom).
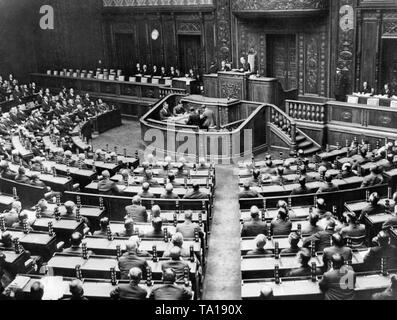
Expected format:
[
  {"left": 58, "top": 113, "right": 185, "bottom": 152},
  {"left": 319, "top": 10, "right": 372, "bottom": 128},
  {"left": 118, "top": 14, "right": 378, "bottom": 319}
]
[
  {"left": 203, "top": 165, "right": 241, "bottom": 300},
  {"left": 92, "top": 119, "right": 144, "bottom": 157}
]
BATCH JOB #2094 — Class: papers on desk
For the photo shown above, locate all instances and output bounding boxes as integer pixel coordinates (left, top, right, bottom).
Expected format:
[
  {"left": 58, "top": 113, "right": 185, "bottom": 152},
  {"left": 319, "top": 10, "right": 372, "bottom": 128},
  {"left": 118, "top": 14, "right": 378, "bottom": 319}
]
[
  {"left": 40, "top": 276, "right": 68, "bottom": 300},
  {"left": 9, "top": 276, "right": 31, "bottom": 291}
]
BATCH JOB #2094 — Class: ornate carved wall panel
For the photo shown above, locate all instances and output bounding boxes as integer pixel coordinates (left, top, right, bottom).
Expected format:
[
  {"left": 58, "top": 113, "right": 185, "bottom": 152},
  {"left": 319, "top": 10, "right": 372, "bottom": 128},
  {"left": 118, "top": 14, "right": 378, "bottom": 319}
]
[
  {"left": 103, "top": 0, "right": 214, "bottom": 7},
  {"left": 216, "top": 0, "right": 232, "bottom": 62},
  {"left": 231, "top": 0, "right": 329, "bottom": 11}
]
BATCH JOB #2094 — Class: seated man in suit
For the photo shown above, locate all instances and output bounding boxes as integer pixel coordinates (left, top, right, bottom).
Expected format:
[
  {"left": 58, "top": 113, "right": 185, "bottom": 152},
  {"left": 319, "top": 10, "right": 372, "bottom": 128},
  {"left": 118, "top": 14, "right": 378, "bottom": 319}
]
[
  {"left": 360, "top": 165, "right": 384, "bottom": 188},
  {"left": 173, "top": 103, "right": 185, "bottom": 116},
  {"left": 110, "top": 267, "right": 148, "bottom": 300},
  {"left": 159, "top": 102, "right": 171, "bottom": 121},
  {"left": 381, "top": 83, "right": 394, "bottom": 98},
  {"left": 186, "top": 108, "right": 201, "bottom": 127},
  {"left": 239, "top": 181, "right": 261, "bottom": 199},
  {"left": 97, "top": 170, "right": 120, "bottom": 195},
  {"left": 138, "top": 182, "right": 155, "bottom": 199},
  {"left": 246, "top": 234, "right": 272, "bottom": 256},
  {"left": 118, "top": 240, "right": 149, "bottom": 279},
  {"left": 0, "top": 232, "right": 13, "bottom": 250},
  {"left": 287, "top": 248, "right": 321, "bottom": 277},
  {"left": 2, "top": 201, "right": 21, "bottom": 227},
  {"left": 281, "top": 232, "right": 301, "bottom": 255},
  {"left": 29, "top": 173, "right": 46, "bottom": 188},
  {"left": 168, "top": 173, "right": 182, "bottom": 188},
  {"left": 11, "top": 212, "right": 33, "bottom": 231},
  {"left": 125, "top": 196, "right": 148, "bottom": 223},
  {"left": 302, "top": 212, "right": 323, "bottom": 236},
  {"left": 239, "top": 56, "right": 251, "bottom": 72},
  {"left": 150, "top": 205, "right": 168, "bottom": 223},
  {"left": 363, "top": 231, "right": 397, "bottom": 270},
  {"left": 372, "top": 274, "right": 397, "bottom": 300},
  {"left": 183, "top": 182, "right": 208, "bottom": 199},
  {"left": 359, "top": 192, "right": 386, "bottom": 223},
  {"left": 176, "top": 210, "right": 203, "bottom": 239},
  {"left": 200, "top": 105, "right": 216, "bottom": 131},
  {"left": 61, "top": 279, "right": 88, "bottom": 301},
  {"left": 161, "top": 247, "right": 190, "bottom": 282},
  {"left": 142, "top": 217, "right": 165, "bottom": 239},
  {"left": 317, "top": 173, "right": 339, "bottom": 194},
  {"left": 303, "top": 219, "right": 336, "bottom": 252},
  {"left": 163, "top": 233, "right": 190, "bottom": 258},
  {"left": 271, "top": 208, "right": 292, "bottom": 236},
  {"left": 117, "top": 219, "right": 136, "bottom": 238},
  {"left": 319, "top": 254, "right": 356, "bottom": 300},
  {"left": 220, "top": 60, "right": 231, "bottom": 72},
  {"left": 14, "top": 167, "right": 30, "bottom": 184},
  {"left": 241, "top": 206, "right": 267, "bottom": 237},
  {"left": 63, "top": 232, "right": 93, "bottom": 255},
  {"left": 291, "top": 177, "right": 311, "bottom": 196},
  {"left": 340, "top": 211, "right": 366, "bottom": 241},
  {"left": 149, "top": 268, "right": 193, "bottom": 300},
  {"left": 0, "top": 161, "right": 16, "bottom": 180},
  {"left": 160, "top": 183, "right": 179, "bottom": 200},
  {"left": 143, "top": 170, "right": 159, "bottom": 187},
  {"left": 93, "top": 217, "right": 110, "bottom": 237},
  {"left": 337, "top": 163, "right": 356, "bottom": 179},
  {"left": 323, "top": 233, "right": 352, "bottom": 271},
  {"left": 359, "top": 81, "right": 373, "bottom": 95}
]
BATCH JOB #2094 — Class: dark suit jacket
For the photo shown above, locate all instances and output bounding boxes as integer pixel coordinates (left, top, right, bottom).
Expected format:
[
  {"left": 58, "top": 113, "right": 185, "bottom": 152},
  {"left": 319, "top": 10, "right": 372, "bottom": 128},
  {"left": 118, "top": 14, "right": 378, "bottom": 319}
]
[
  {"left": 241, "top": 219, "right": 268, "bottom": 237},
  {"left": 186, "top": 113, "right": 201, "bottom": 127},
  {"left": 363, "top": 244, "right": 397, "bottom": 270},
  {"left": 125, "top": 204, "right": 148, "bottom": 223},
  {"left": 161, "top": 260, "right": 190, "bottom": 282},
  {"left": 110, "top": 282, "right": 148, "bottom": 300},
  {"left": 118, "top": 252, "right": 148, "bottom": 279},
  {"left": 319, "top": 267, "right": 356, "bottom": 300},
  {"left": 149, "top": 282, "right": 192, "bottom": 300},
  {"left": 183, "top": 190, "right": 208, "bottom": 199},
  {"left": 303, "top": 229, "right": 334, "bottom": 252},
  {"left": 323, "top": 246, "right": 352, "bottom": 269}
]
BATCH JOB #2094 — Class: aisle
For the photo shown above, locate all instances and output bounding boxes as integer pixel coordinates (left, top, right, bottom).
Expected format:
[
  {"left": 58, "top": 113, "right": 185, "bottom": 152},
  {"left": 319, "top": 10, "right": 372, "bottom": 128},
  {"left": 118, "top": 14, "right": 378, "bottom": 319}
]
[{"left": 202, "top": 165, "right": 241, "bottom": 300}]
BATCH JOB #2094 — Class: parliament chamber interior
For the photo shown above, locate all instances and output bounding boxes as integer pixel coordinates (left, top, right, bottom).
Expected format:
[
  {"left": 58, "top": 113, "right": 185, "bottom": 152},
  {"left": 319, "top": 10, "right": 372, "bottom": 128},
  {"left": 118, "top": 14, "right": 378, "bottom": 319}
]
[{"left": 1, "top": 0, "right": 397, "bottom": 302}]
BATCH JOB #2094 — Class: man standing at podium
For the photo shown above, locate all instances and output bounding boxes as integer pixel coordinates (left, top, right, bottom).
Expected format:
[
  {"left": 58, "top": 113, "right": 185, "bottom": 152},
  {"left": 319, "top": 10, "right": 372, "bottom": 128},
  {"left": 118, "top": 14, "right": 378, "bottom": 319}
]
[
  {"left": 334, "top": 67, "right": 349, "bottom": 102},
  {"left": 239, "top": 56, "right": 251, "bottom": 73},
  {"left": 200, "top": 105, "right": 216, "bottom": 131}
]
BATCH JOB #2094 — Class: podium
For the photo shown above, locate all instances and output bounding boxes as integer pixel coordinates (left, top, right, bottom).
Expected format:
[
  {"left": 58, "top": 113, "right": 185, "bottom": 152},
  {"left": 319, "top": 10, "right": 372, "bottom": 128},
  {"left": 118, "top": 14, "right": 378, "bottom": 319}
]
[{"left": 218, "top": 71, "right": 249, "bottom": 100}]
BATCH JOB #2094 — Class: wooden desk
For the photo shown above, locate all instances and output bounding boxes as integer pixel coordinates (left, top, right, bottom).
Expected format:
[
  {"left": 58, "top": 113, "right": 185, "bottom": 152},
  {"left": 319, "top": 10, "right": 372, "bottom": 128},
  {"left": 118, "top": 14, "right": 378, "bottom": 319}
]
[
  {"left": 0, "top": 193, "right": 14, "bottom": 211},
  {"left": 318, "top": 147, "right": 349, "bottom": 161},
  {"left": 8, "top": 163, "right": 73, "bottom": 192},
  {"left": 32, "top": 216, "right": 84, "bottom": 242},
  {"left": 81, "top": 236, "right": 201, "bottom": 258},
  {"left": 111, "top": 174, "right": 210, "bottom": 187},
  {"left": 84, "top": 182, "right": 211, "bottom": 198},
  {"left": 11, "top": 136, "right": 33, "bottom": 159},
  {"left": 3, "top": 250, "right": 28, "bottom": 274},
  {"left": 2, "top": 229, "right": 57, "bottom": 260},
  {"left": 347, "top": 94, "right": 397, "bottom": 107},
  {"left": 8, "top": 275, "right": 193, "bottom": 300},
  {"left": 345, "top": 198, "right": 394, "bottom": 214},
  {"left": 47, "top": 253, "right": 197, "bottom": 280},
  {"left": 240, "top": 206, "right": 309, "bottom": 221}
]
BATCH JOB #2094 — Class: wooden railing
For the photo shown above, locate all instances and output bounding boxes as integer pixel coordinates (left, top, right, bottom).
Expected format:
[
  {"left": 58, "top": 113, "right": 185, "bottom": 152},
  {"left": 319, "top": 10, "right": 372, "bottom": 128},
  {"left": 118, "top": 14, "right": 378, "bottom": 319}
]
[
  {"left": 286, "top": 99, "right": 326, "bottom": 123},
  {"left": 269, "top": 104, "right": 297, "bottom": 145},
  {"left": 159, "top": 87, "right": 187, "bottom": 99}
]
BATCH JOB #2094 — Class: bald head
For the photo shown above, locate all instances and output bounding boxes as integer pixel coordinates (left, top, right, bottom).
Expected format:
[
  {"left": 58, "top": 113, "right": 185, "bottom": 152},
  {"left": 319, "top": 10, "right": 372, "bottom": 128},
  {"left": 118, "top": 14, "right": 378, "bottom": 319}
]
[
  {"left": 128, "top": 267, "right": 142, "bottom": 283},
  {"left": 171, "top": 232, "right": 184, "bottom": 247},
  {"left": 250, "top": 206, "right": 260, "bottom": 219},
  {"left": 162, "top": 268, "right": 176, "bottom": 283},
  {"left": 132, "top": 195, "right": 141, "bottom": 205},
  {"left": 69, "top": 279, "right": 84, "bottom": 298},
  {"left": 142, "top": 182, "right": 150, "bottom": 191},
  {"left": 184, "top": 210, "right": 193, "bottom": 221},
  {"left": 102, "top": 170, "right": 110, "bottom": 179},
  {"left": 125, "top": 240, "right": 138, "bottom": 252},
  {"left": 165, "top": 183, "right": 173, "bottom": 192},
  {"left": 170, "top": 246, "right": 182, "bottom": 260},
  {"left": 151, "top": 205, "right": 161, "bottom": 217}
]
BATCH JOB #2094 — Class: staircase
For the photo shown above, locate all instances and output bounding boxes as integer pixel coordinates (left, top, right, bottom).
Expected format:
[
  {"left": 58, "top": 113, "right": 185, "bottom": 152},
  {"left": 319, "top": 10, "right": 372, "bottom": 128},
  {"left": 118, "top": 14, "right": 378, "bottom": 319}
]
[{"left": 295, "top": 129, "right": 322, "bottom": 156}]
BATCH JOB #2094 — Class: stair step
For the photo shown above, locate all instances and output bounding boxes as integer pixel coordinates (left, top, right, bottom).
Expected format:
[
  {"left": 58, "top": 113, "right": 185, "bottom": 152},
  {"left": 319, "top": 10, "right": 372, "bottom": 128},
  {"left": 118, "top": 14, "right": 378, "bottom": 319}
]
[
  {"left": 296, "top": 135, "right": 305, "bottom": 142},
  {"left": 302, "top": 146, "right": 322, "bottom": 155},
  {"left": 298, "top": 140, "right": 313, "bottom": 148}
]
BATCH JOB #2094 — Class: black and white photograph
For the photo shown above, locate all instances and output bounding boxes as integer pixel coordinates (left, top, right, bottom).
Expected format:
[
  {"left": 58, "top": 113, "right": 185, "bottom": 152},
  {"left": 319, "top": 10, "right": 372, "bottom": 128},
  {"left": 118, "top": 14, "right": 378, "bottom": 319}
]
[{"left": 0, "top": 0, "right": 397, "bottom": 309}]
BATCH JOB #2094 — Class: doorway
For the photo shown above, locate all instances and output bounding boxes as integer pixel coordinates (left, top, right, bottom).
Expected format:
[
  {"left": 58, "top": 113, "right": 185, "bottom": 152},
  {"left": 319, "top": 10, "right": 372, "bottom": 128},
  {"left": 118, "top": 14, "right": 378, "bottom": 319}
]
[
  {"left": 381, "top": 39, "right": 397, "bottom": 93},
  {"left": 266, "top": 34, "right": 298, "bottom": 90},
  {"left": 178, "top": 35, "right": 202, "bottom": 76},
  {"left": 115, "top": 33, "right": 135, "bottom": 75}
]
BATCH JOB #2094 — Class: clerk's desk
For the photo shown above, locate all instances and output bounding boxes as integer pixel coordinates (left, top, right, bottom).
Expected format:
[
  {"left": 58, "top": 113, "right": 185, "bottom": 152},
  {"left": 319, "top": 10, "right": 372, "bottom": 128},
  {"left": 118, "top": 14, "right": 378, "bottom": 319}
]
[
  {"left": 8, "top": 163, "right": 73, "bottom": 192},
  {"left": 84, "top": 182, "right": 211, "bottom": 198},
  {"left": 46, "top": 253, "right": 198, "bottom": 281},
  {"left": 241, "top": 271, "right": 395, "bottom": 300},
  {"left": 0, "top": 229, "right": 57, "bottom": 260},
  {"left": 7, "top": 274, "right": 193, "bottom": 300},
  {"left": 347, "top": 94, "right": 397, "bottom": 107},
  {"left": 241, "top": 249, "right": 368, "bottom": 279}
]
